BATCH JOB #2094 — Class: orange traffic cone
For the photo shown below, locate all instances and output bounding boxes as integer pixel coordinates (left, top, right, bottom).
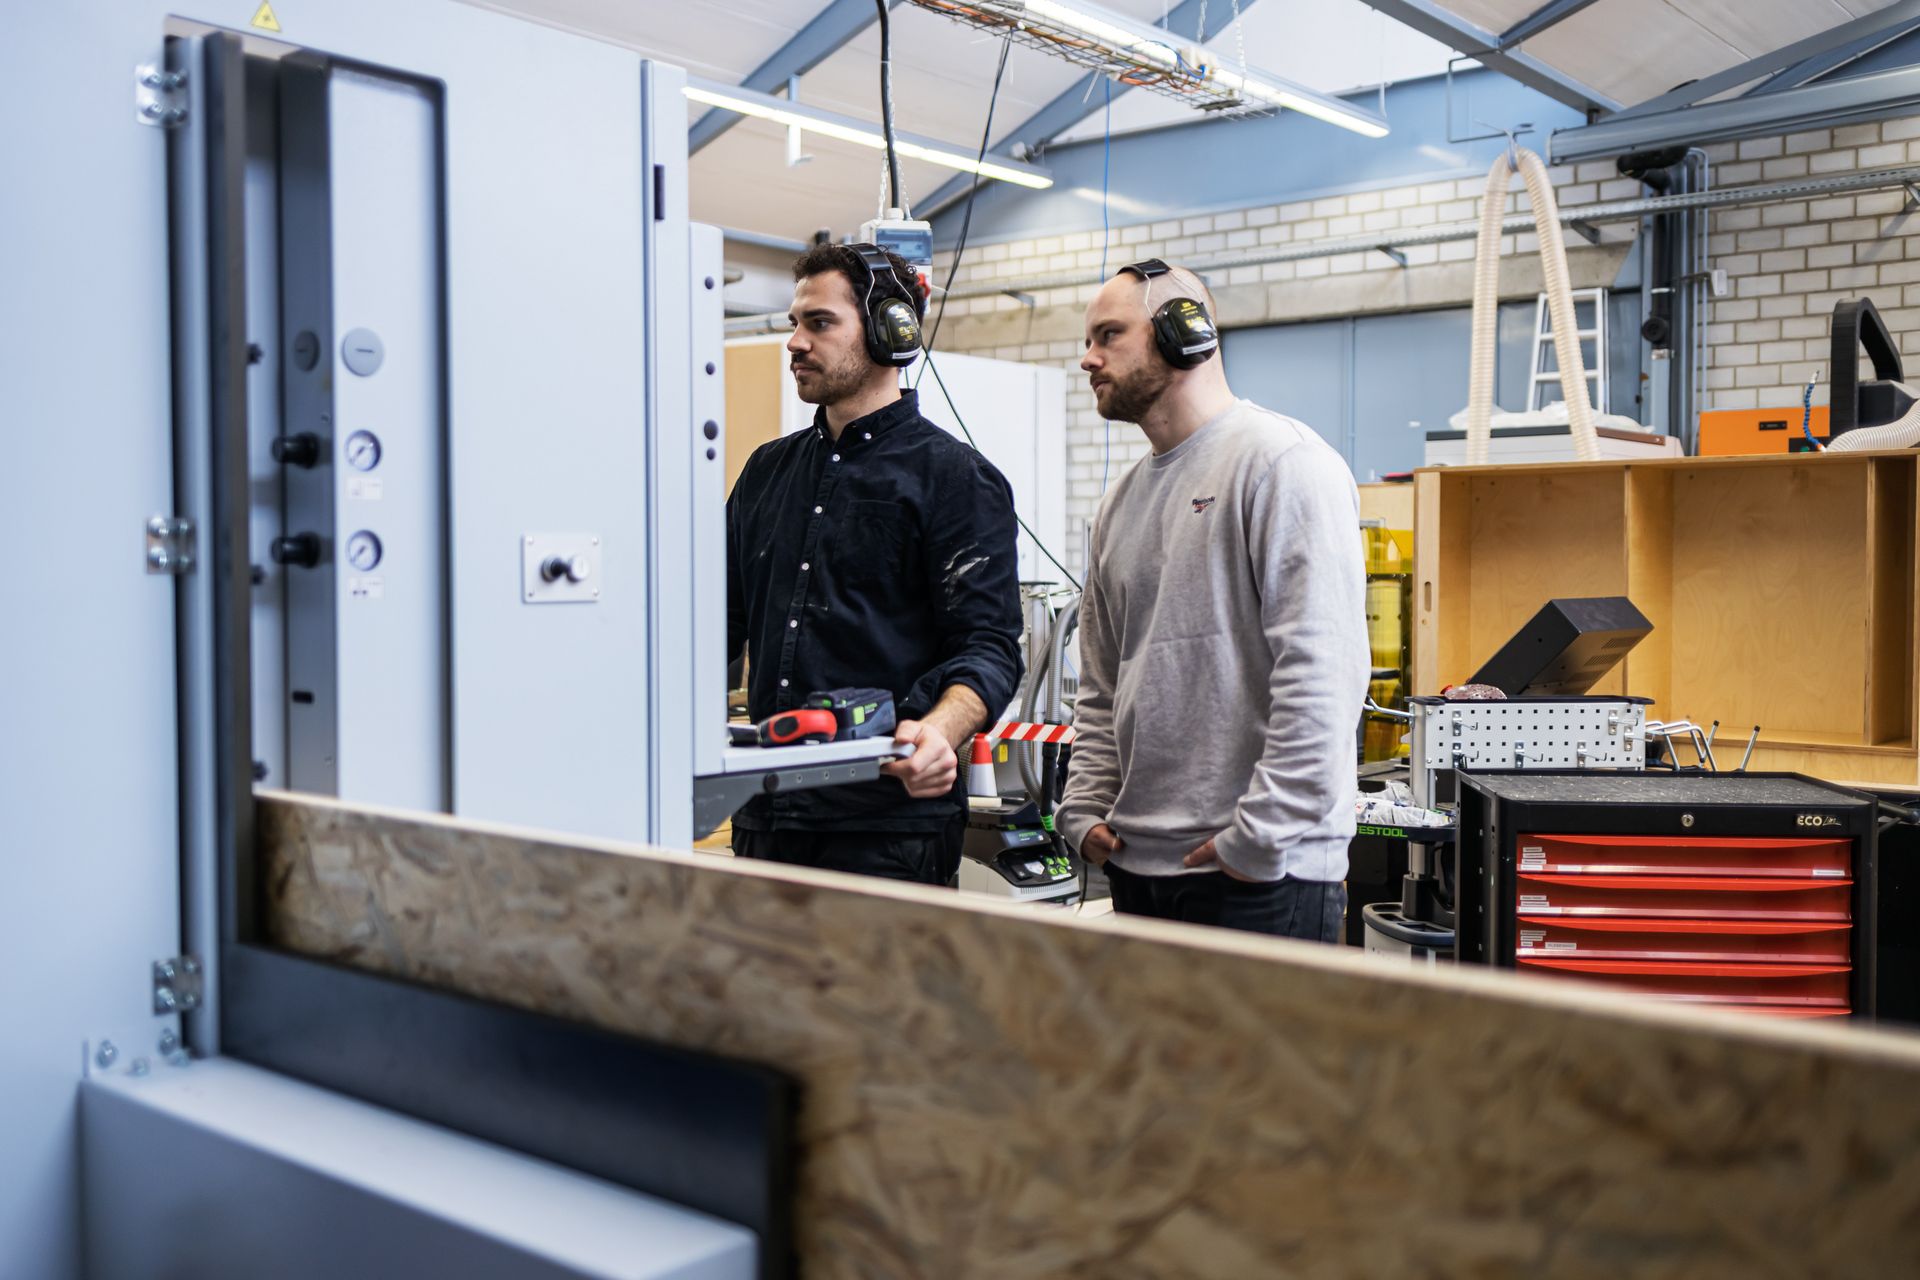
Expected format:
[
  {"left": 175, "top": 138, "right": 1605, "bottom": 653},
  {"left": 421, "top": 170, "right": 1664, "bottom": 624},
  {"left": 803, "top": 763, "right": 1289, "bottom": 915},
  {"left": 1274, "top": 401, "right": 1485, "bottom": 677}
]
[{"left": 967, "top": 733, "right": 999, "bottom": 800}]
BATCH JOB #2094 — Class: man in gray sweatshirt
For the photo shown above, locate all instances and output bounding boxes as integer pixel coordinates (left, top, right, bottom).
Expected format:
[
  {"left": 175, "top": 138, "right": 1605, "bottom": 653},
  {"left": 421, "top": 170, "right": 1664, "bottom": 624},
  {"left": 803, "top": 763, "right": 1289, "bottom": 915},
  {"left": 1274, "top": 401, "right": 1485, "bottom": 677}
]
[{"left": 1055, "top": 260, "right": 1368, "bottom": 941}]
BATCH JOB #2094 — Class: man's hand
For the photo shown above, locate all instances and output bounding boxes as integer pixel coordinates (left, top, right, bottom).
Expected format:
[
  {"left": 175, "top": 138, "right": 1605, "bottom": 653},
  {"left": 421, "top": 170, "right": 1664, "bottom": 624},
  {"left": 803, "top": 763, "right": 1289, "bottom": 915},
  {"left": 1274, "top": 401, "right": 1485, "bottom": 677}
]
[
  {"left": 1182, "top": 836, "right": 1258, "bottom": 882},
  {"left": 881, "top": 720, "right": 957, "bottom": 798},
  {"left": 1080, "top": 823, "right": 1124, "bottom": 866}
]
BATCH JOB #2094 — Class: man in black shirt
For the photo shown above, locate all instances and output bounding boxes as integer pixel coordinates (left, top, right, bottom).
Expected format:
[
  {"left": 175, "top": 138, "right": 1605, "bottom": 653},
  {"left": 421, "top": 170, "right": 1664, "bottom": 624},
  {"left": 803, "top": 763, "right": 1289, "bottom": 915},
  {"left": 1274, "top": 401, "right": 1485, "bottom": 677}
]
[{"left": 725, "top": 243, "right": 1025, "bottom": 884}]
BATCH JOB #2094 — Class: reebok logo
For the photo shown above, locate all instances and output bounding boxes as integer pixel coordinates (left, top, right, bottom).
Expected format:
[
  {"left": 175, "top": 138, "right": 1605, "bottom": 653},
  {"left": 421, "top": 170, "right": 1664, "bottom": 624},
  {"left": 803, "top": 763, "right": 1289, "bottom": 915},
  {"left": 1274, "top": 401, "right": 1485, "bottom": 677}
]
[{"left": 1191, "top": 496, "right": 1216, "bottom": 513}]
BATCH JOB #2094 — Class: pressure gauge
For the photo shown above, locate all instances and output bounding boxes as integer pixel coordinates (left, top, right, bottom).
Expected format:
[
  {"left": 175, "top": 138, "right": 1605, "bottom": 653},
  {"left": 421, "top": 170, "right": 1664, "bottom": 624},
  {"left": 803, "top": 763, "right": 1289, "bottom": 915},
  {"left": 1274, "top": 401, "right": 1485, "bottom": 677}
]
[
  {"left": 345, "top": 530, "right": 383, "bottom": 572},
  {"left": 344, "top": 430, "right": 382, "bottom": 472}
]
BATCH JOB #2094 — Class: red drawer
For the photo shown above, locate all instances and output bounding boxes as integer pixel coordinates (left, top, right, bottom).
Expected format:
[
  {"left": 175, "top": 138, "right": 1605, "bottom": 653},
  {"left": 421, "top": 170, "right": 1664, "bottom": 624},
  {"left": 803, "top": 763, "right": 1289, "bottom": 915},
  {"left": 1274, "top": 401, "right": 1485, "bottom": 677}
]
[
  {"left": 1518, "top": 833, "right": 1851, "bottom": 879},
  {"left": 1515, "top": 916, "right": 1851, "bottom": 964},
  {"left": 1517, "top": 873, "right": 1853, "bottom": 921},
  {"left": 1519, "top": 959, "right": 1851, "bottom": 1009}
]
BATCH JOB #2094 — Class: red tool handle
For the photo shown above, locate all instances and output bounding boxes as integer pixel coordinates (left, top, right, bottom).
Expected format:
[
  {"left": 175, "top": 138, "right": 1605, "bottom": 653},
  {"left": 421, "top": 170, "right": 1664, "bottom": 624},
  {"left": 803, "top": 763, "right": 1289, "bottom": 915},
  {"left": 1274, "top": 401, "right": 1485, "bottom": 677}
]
[{"left": 757, "top": 708, "right": 839, "bottom": 746}]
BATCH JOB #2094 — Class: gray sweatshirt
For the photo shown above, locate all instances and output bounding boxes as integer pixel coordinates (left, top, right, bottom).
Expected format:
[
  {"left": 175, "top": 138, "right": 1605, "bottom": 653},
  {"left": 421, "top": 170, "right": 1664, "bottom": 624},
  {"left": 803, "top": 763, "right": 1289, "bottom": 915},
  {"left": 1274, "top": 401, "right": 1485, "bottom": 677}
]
[{"left": 1057, "top": 400, "right": 1368, "bottom": 882}]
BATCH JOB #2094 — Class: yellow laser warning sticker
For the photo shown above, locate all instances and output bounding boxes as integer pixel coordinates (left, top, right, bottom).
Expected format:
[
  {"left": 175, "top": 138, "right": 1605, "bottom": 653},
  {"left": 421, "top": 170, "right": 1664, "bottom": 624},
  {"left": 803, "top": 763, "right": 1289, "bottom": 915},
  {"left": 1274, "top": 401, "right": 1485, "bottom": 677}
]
[{"left": 250, "top": 1, "right": 281, "bottom": 32}]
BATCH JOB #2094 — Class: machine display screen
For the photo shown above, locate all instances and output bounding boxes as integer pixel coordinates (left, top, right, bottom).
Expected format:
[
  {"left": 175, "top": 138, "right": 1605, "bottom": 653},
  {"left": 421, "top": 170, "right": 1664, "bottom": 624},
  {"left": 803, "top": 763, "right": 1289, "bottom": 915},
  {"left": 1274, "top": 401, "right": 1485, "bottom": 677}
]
[{"left": 874, "top": 225, "right": 933, "bottom": 272}]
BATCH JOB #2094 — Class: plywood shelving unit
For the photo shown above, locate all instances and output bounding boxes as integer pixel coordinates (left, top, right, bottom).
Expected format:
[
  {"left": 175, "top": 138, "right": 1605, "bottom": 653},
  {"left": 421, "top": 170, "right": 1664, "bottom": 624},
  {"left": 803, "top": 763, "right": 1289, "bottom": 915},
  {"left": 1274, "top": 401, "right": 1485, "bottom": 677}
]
[{"left": 1413, "top": 452, "right": 1918, "bottom": 785}]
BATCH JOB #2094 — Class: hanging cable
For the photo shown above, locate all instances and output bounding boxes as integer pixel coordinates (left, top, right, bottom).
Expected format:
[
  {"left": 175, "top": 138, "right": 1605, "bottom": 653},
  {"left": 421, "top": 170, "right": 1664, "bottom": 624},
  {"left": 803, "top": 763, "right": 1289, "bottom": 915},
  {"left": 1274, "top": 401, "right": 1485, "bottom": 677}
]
[
  {"left": 1100, "top": 75, "right": 1115, "bottom": 495},
  {"left": 918, "top": 31, "right": 1012, "bottom": 368},
  {"left": 875, "top": 0, "right": 903, "bottom": 213},
  {"left": 923, "top": 351, "right": 1083, "bottom": 590}
]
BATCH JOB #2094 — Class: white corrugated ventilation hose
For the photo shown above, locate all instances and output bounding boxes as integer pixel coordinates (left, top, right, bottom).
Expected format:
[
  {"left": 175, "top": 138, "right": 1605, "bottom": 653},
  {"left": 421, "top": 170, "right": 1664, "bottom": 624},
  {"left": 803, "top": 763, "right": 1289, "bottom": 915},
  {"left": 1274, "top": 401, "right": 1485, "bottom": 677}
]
[
  {"left": 1465, "top": 145, "right": 1602, "bottom": 465},
  {"left": 1827, "top": 385, "right": 1920, "bottom": 451}
]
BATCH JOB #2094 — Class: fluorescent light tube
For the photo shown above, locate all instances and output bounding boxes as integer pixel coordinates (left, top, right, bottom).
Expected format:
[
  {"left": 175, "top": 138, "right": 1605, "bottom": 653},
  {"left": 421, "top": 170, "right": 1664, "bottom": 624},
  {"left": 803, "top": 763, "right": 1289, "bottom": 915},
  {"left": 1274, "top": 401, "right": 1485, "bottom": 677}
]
[
  {"left": 1008, "top": 0, "right": 1389, "bottom": 138},
  {"left": 685, "top": 83, "right": 1054, "bottom": 190}
]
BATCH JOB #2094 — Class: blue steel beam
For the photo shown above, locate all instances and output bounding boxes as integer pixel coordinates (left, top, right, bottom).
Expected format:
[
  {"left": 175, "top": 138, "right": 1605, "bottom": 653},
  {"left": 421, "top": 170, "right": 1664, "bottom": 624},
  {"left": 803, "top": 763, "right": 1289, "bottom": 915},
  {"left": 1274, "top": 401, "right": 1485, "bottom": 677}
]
[
  {"left": 689, "top": 0, "right": 898, "bottom": 155},
  {"left": 1496, "top": 0, "right": 1604, "bottom": 51},
  {"left": 1600, "top": 0, "right": 1920, "bottom": 124},
  {"left": 1353, "top": 0, "right": 1616, "bottom": 114},
  {"left": 1551, "top": 63, "right": 1920, "bottom": 162},
  {"left": 1747, "top": 13, "right": 1920, "bottom": 97},
  {"left": 917, "top": 0, "right": 1257, "bottom": 219}
]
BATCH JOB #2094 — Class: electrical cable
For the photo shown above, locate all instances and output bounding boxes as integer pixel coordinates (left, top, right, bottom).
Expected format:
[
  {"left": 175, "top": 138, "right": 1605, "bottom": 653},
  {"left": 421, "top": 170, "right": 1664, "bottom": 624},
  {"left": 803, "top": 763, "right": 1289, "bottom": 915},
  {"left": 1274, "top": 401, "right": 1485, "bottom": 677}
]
[
  {"left": 1100, "top": 74, "right": 1113, "bottom": 496},
  {"left": 922, "top": 351, "right": 1082, "bottom": 590},
  {"left": 875, "top": 0, "right": 903, "bottom": 213},
  {"left": 918, "top": 31, "right": 1013, "bottom": 367}
]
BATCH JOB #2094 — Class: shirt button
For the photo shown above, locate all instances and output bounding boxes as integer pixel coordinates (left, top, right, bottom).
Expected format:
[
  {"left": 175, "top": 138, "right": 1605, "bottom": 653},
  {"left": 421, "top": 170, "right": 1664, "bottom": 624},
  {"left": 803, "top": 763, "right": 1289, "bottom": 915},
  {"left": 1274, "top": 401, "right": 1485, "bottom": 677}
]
[
  {"left": 801, "top": 562, "right": 810, "bottom": 571},
  {"left": 813, "top": 505, "right": 823, "bottom": 514},
  {"left": 863, "top": 432, "right": 872, "bottom": 440},
  {"left": 789, "top": 619, "right": 798, "bottom": 629},
  {"left": 780, "top": 678, "right": 789, "bottom": 687}
]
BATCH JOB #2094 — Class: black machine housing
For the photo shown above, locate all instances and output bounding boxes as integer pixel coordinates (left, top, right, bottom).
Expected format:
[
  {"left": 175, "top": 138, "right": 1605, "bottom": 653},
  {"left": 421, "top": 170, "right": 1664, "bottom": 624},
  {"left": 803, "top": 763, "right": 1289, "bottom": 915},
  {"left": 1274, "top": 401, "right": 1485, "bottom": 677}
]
[
  {"left": 1830, "top": 296, "right": 1917, "bottom": 439},
  {"left": 1467, "top": 597, "right": 1652, "bottom": 697}
]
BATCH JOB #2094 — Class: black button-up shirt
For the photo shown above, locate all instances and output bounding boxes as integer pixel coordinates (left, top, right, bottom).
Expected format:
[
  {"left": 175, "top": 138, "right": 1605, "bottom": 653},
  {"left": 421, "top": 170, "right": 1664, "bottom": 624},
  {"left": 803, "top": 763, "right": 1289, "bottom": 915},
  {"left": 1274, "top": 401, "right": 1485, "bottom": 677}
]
[{"left": 727, "top": 390, "right": 1025, "bottom": 832}]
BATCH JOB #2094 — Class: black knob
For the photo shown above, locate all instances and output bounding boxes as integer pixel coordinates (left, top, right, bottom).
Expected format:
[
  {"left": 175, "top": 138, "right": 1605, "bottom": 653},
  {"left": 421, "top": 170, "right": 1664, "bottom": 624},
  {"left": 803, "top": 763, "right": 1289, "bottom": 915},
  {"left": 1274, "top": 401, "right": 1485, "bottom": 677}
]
[
  {"left": 272, "top": 433, "right": 322, "bottom": 468},
  {"left": 271, "top": 533, "right": 322, "bottom": 568}
]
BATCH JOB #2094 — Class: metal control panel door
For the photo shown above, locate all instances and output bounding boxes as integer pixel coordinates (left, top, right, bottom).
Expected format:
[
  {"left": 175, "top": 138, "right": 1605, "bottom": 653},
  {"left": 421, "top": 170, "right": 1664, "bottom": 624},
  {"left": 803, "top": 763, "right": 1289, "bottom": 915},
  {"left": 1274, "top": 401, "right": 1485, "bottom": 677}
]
[{"left": 278, "top": 55, "right": 449, "bottom": 812}]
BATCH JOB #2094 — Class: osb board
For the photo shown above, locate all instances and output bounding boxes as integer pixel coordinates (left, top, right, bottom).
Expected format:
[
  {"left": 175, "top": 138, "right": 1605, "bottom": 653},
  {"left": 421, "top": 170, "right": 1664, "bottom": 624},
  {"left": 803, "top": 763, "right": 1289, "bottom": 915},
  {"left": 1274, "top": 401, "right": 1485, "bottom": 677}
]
[
  {"left": 724, "top": 339, "right": 786, "bottom": 490},
  {"left": 259, "top": 792, "right": 1920, "bottom": 1280},
  {"left": 1668, "top": 462, "right": 1871, "bottom": 740}
]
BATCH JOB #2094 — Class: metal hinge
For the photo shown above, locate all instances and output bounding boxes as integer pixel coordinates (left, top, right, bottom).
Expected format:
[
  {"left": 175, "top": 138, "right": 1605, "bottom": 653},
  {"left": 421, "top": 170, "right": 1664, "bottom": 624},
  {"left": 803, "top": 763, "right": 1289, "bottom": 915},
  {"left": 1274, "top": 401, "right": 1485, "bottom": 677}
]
[
  {"left": 135, "top": 63, "right": 189, "bottom": 128},
  {"left": 153, "top": 955, "right": 203, "bottom": 1015},
  {"left": 146, "top": 515, "right": 195, "bottom": 575}
]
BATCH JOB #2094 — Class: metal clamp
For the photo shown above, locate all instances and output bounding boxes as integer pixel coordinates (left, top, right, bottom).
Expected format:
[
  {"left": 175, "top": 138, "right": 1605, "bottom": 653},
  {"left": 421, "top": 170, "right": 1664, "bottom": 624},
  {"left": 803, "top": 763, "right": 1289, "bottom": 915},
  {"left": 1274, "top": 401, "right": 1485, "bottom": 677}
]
[
  {"left": 1362, "top": 695, "right": 1412, "bottom": 723},
  {"left": 153, "top": 955, "right": 203, "bottom": 1015},
  {"left": 135, "top": 63, "right": 189, "bottom": 128},
  {"left": 146, "top": 515, "right": 195, "bottom": 575}
]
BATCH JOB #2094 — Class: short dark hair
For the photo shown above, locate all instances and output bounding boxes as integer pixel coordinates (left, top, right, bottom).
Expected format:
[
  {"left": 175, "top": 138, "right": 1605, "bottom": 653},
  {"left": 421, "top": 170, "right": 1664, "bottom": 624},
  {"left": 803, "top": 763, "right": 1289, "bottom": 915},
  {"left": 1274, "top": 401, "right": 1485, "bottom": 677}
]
[{"left": 793, "top": 243, "right": 925, "bottom": 320}]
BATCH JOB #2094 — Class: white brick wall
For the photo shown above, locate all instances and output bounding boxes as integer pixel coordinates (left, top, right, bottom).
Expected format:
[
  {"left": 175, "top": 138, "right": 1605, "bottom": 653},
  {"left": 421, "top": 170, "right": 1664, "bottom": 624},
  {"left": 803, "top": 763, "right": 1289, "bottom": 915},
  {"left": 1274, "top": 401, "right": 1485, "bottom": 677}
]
[
  {"left": 928, "top": 165, "right": 1623, "bottom": 573},
  {"left": 925, "top": 115, "right": 1920, "bottom": 569},
  {"left": 1705, "top": 118, "right": 1920, "bottom": 409}
]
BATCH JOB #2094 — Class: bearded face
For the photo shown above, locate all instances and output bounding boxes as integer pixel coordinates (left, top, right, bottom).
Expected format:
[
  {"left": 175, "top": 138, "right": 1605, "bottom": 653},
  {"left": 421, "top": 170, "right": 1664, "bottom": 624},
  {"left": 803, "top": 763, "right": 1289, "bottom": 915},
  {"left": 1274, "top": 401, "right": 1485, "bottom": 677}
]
[
  {"left": 1092, "top": 356, "right": 1175, "bottom": 424},
  {"left": 788, "top": 271, "right": 882, "bottom": 407}
]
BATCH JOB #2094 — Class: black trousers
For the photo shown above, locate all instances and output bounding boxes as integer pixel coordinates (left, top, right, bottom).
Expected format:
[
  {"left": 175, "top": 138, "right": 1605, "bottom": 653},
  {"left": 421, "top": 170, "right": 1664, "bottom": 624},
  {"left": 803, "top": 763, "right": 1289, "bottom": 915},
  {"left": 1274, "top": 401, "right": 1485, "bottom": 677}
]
[
  {"left": 1105, "top": 862, "right": 1346, "bottom": 942},
  {"left": 731, "top": 821, "right": 962, "bottom": 887}
]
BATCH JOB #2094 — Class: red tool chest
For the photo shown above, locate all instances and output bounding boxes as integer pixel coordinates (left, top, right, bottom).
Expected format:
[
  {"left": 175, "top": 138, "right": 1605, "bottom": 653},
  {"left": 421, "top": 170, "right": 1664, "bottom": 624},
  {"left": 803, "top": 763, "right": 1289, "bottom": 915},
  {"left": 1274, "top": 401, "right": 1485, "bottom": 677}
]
[{"left": 1456, "top": 773, "right": 1877, "bottom": 1018}]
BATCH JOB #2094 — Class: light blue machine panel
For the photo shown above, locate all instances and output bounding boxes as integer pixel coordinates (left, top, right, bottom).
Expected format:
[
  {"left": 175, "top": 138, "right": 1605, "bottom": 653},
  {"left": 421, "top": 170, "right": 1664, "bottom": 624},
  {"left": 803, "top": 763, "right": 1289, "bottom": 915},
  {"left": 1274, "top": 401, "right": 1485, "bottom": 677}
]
[{"left": 7, "top": 2, "right": 711, "bottom": 1274}]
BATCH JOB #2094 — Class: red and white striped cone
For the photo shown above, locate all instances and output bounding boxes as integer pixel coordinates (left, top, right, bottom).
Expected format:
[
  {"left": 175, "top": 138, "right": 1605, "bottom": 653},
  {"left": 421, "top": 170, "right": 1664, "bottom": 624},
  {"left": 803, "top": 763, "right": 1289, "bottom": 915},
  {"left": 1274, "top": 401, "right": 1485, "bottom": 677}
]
[{"left": 967, "top": 733, "right": 999, "bottom": 800}]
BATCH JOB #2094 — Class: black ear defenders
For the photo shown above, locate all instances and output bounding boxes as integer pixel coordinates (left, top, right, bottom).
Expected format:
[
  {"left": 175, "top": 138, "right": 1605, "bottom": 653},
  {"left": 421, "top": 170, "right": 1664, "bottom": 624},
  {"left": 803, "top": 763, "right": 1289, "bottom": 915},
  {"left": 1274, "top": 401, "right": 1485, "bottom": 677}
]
[
  {"left": 1120, "top": 258, "right": 1219, "bottom": 369},
  {"left": 852, "top": 243, "right": 923, "bottom": 368}
]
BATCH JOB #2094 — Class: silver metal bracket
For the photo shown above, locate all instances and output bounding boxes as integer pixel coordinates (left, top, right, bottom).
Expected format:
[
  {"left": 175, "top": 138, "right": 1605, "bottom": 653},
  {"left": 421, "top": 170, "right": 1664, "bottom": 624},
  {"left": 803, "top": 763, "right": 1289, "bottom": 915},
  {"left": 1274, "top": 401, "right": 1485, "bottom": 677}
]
[
  {"left": 153, "top": 955, "right": 203, "bottom": 1015},
  {"left": 693, "top": 761, "right": 884, "bottom": 840},
  {"left": 135, "top": 63, "right": 189, "bottom": 128},
  {"left": 145, "top": 515, "right": 195, "bottom": 575},
  {"left": 1376, "top": 246, "right": 1408, "bottom": 268}
]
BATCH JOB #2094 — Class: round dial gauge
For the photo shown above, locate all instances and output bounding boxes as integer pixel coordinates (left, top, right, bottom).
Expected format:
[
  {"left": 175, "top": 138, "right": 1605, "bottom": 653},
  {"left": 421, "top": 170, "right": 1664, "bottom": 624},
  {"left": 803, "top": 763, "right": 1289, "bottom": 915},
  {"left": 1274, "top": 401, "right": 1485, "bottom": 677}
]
[
  {"left": 345, "top": 530, "right": 383, "bottom": 573},
  {"left": 344, "top": 430, "right": 382, "bottom": 472}
]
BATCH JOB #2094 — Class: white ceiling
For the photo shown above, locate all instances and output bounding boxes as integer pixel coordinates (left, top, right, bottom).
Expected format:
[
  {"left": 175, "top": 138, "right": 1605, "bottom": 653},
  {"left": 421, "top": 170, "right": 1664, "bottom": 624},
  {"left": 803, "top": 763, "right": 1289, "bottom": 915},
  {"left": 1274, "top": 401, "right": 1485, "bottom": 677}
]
[
  {"left": 464, "top": 0, "right": 1906, "bottom": 243},
  {"left": 1439, "top": 0, "right": 1899, "bottom": 107},
  {"left": 465, "top": 0, "right": 1470, "bottom": 242}
]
